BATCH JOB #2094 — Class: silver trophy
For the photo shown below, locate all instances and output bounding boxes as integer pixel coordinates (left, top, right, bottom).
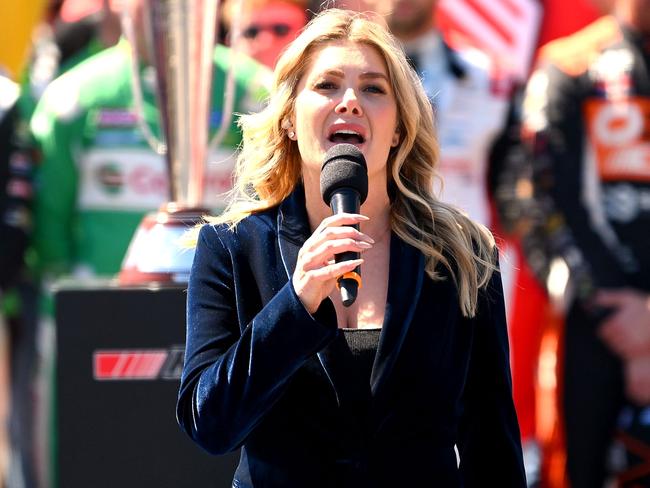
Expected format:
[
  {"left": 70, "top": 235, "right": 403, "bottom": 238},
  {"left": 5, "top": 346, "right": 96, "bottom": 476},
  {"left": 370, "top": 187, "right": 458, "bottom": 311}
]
[{"left": 119, "top": 0, "right": 238, "bottom": 284}]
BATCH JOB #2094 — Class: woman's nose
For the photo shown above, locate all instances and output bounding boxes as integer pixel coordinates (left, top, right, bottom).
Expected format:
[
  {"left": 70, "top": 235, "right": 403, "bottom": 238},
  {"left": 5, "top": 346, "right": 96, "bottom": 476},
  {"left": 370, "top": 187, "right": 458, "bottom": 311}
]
[{"left": 335, "top": 88, "right": 363, "bottom": 116}]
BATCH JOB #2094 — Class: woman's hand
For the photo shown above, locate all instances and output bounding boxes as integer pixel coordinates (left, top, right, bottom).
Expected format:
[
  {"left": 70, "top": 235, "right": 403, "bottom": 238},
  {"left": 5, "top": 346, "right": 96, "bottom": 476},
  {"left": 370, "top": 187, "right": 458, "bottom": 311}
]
[{"left": 292, "top": 213, "right": 373, "bottom": 314}]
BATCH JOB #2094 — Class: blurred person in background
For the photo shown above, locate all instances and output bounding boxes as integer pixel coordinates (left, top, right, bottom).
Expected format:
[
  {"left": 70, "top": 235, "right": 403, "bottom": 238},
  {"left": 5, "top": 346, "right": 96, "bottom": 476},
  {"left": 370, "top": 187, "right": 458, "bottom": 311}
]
[
  {"left": 222, "top": 0, "right": 309, "bottom": 68},
  {"left": 386, "top": 0, "right": 517, "bottom": 236},
  {"left": 521, "top": 0, "right": 650, "bottom": 485},
  {"left": 0, "top": 73, "right": 28, "bottom": 488},
  {"left": 21, "top": 0, "right": 122, "bottom": 120},
  {"left": 0, "top": 76, "right": 38, "bottom": 488},
  {"left": 1, "top": 2, "right": 122, "bottom": 486},
  {"left": 0, "top": 6, "right": 48, "bottom": 487},
  {"left": 28, "top": 0, "right": 270, "bottom": 485},
  {"left": 0, "top": 3, "right": 50, "bottom": 486},
  {"left": 385, "top": 0, "right": 543, "bottom": 483}
]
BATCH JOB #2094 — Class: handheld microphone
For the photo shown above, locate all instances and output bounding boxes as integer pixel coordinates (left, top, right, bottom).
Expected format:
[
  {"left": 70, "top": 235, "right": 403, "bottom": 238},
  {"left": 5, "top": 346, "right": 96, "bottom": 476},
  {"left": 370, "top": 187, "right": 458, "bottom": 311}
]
[{"left": 320, "top": 143, "right": 368, "bottom": 307}]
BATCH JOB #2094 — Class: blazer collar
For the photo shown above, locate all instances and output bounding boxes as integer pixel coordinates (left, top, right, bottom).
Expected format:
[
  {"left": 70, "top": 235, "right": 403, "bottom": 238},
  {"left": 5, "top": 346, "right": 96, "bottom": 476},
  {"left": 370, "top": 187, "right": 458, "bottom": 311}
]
[
  {"left": 276, "top": 185, "right": 425, "bottom": 402},
  {"left": 371, "top": 234, "right": 424, "bottom": 396},
  {"left": 277, "top": 185, "right": 311, "bottom": 278}
]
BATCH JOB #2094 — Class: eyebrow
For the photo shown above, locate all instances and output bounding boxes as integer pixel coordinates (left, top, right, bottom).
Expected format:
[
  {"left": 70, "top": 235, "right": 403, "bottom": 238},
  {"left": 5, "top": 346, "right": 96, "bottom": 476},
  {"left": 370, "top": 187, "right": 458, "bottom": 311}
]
[
  {"left": 361, "top": 72, "right": 390, "bottom": 82},
  {"left": 322, "top": 69, "right": 390, "bottom": 82}
]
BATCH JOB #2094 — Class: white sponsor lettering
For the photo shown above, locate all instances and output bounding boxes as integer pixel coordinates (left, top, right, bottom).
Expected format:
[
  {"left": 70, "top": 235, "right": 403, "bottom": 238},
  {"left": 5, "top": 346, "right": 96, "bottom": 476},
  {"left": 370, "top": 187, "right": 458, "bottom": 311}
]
[
  {"left": 607, "top": 143, "right": 650, "bottom": 173},
  {"left": 592, "top": 103, "right": 644, "bottom": 147},
  {"left": 78, "top": 148, "right": 237, "bottom": 211}
]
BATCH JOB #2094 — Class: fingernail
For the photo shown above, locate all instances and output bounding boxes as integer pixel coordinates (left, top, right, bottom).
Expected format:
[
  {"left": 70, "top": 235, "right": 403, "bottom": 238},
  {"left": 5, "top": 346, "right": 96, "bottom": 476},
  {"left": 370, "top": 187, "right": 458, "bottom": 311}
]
[
  {"left": 355, "top": 215, "right": 370, "bottom": 220},
  {"left": 355, "top": 230, "right": 374, "bottom": 243},
  {"left": 357, "top": 241, "right": 372, "bottom": 248}
]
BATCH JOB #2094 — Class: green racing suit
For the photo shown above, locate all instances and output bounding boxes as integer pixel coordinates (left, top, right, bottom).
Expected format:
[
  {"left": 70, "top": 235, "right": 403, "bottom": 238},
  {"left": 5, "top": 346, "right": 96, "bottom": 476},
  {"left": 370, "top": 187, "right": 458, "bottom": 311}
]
[{"left": 30, "top": 39, "right": 270, "bottom": 284}]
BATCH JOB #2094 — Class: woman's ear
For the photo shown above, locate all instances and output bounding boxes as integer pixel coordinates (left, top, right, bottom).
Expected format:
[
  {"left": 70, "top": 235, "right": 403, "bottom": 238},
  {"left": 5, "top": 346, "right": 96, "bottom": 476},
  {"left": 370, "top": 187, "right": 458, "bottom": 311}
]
[{"left": 282, "top": 118, "right": 297, "bottom": 140}]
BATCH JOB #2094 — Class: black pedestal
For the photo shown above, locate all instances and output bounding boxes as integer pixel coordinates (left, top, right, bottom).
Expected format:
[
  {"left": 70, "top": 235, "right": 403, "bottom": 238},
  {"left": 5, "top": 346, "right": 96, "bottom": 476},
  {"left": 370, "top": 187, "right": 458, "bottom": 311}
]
[{"left": 54, "top": 280, "right": 238, "bottom": 488}]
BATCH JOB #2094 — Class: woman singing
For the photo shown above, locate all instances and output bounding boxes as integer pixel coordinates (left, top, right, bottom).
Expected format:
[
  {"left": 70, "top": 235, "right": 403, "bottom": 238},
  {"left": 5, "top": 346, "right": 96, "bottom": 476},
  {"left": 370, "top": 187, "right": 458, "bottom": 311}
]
[{"left": 177, "top": 8, "right": 526, "bottom": 487}]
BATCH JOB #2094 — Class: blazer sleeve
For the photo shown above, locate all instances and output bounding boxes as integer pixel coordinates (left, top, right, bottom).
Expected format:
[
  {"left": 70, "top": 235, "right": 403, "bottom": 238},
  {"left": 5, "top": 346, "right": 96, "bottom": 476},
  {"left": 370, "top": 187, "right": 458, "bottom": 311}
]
[
  {"left": 176, "top": 224, "right": 337, "bottom": 455},
  {"left": 457, "top": 267, "right": 527, "bottom": 486}
]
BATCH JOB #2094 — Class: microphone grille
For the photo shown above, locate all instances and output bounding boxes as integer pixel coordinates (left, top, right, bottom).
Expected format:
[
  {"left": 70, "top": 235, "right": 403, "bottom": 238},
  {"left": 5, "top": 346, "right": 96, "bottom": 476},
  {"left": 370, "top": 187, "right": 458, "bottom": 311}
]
[{"left": 320, "top": 144, "right": 368, "bottom": 205}]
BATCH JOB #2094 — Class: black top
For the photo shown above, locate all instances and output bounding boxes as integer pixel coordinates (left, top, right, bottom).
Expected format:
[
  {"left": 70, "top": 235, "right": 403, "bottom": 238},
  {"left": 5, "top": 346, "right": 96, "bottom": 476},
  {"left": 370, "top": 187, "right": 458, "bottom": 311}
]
[
  {"left": 323, "top": 328, "right": 381, "bottom": 487},
  {"left": 338, "top": 328, "right": 381, "bottom": 414},
  {"left": 341, "top": 329, "right": 380, "bottom": 375},
  {"left": 318, "top": 328, "right": 380, "bottom": 430}
]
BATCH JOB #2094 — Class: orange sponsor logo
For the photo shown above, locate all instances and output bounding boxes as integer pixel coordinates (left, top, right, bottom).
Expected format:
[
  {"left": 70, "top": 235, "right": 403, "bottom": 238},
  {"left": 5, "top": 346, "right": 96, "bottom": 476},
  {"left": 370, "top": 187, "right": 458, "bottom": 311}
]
[{"left": 584, "top": 98, "right": 650, "bottom": 182}]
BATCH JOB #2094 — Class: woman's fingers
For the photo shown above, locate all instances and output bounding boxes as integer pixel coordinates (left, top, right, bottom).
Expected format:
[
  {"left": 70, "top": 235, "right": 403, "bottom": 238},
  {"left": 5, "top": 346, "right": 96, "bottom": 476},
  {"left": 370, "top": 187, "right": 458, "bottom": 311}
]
[
  {"left": 312, "top": 213, "right": 369, "bottom": 234},
  {"left": 293, "top": 258, "right": 364, "bottom": 314},
  {"left": 293, "top": 213, "right": 370, "bottom": 314},
  {"left": 302, "top": 238, "right": 372, "bottom": 270},
  {"left": 313, "top": 224, "right": 374, "bottom": 242},
  {"left": 302, "top": 226, "right": 373, "bottom": 251},
  {"left": 300, "top": 221, "right": 373, "bottom": 260},
  {"left": 305, "top": 258, "right": 364, "bottom": 280}
]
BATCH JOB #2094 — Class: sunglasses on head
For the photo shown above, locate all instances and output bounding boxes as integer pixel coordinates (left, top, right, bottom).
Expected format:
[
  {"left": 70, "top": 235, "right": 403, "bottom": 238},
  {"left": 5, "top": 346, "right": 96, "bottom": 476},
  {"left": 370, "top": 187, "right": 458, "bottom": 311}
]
[{"left": 242, "top": 23, "right": 291, "bottom": 39}]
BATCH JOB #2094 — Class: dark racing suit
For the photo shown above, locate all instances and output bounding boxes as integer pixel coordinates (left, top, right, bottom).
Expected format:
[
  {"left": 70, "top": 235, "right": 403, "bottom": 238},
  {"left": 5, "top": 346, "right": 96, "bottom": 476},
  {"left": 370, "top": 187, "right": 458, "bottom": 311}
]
[{"left": 522, "top": 15, "right": 650, "bottom": 487}]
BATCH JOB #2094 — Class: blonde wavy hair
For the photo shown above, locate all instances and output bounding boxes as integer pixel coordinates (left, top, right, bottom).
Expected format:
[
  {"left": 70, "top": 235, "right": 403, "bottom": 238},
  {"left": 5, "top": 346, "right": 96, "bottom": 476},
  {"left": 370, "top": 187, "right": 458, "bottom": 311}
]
[{"left": 202, "top": 8, "right": 496, "bottom": 317}]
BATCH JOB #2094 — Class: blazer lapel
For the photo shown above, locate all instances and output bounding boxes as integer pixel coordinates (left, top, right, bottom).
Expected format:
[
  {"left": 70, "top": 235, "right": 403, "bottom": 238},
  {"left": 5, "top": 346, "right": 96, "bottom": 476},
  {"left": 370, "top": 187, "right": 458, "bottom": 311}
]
[
  {"left": 276, "top": 186, "right": 342, "bottom": 405},
  {"left": 277, "top": 186, "right": 310, "bottom": 279},
  {"left": 371, "top": 233, "right": 425, "bottom": 396}
]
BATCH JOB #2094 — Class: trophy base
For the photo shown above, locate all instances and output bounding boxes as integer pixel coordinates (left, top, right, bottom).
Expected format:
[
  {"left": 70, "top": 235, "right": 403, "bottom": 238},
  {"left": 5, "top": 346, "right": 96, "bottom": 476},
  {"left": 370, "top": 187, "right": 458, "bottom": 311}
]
[{"left": 119, "top": 203, "right": 209, "bottom": 286}]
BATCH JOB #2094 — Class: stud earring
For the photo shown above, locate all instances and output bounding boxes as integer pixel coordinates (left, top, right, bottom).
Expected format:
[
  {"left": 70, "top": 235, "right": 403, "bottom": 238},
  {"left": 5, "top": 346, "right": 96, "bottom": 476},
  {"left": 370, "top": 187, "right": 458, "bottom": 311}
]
[{"left": 288, "top": 130, "right": 295, "bottom": 139}]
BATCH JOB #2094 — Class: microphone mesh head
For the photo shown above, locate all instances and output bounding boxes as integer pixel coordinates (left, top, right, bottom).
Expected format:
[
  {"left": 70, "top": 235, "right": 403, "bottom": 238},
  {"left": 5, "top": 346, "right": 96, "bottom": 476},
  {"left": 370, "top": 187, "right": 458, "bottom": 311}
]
[{"left": 320, "top": 144, "right": 368, "bottom": 205}]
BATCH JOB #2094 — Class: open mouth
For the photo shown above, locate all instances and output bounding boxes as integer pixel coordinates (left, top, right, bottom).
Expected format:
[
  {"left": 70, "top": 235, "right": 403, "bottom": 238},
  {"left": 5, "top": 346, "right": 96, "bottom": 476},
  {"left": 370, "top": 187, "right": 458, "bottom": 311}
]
[{"left": 328, "top": 130, "right": 366, "bottom": 145}]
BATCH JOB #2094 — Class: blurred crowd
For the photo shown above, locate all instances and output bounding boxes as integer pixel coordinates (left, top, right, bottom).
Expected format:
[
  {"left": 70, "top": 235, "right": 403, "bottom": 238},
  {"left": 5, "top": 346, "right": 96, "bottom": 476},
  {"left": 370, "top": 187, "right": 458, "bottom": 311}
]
[{"left": 1, "top": 0, "right": 649, "bottom": 487}]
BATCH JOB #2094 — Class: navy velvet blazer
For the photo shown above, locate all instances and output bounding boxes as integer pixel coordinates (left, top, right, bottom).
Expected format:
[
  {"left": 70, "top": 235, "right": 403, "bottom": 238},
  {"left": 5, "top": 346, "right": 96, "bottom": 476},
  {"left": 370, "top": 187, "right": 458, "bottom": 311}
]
[{"left": 176, "top": 187, "right": 526, "bottom": 487}]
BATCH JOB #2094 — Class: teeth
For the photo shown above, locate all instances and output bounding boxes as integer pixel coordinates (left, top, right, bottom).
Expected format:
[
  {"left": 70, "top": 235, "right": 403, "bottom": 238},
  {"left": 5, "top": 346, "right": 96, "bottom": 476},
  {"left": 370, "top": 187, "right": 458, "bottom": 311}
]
[{"left": 329, "top": 130, "right": 365, "bottom": 143}]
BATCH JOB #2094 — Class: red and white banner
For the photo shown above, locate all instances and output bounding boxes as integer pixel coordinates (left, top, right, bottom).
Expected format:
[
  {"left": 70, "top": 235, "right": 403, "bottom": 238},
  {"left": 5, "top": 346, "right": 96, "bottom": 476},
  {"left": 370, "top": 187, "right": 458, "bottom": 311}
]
[{"left": 438, "top": 0, "right": 542, "bottom": 80}]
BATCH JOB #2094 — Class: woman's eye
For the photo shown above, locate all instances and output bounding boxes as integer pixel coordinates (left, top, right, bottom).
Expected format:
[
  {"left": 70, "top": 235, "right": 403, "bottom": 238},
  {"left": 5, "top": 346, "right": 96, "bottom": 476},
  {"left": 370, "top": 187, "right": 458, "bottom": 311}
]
[
  {"left": 363, "top": 84, "right": 386, "bottom": 94},
  {"left": 314, "top": 81, "right": 337, "bottom": 90}
]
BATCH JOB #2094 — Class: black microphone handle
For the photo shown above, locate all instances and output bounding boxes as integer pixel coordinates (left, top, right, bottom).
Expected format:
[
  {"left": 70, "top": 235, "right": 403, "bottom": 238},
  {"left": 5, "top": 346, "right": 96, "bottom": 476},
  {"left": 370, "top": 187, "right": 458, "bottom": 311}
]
[{"left": 329, "top": 189, "right": 361, "bottom": 307}]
